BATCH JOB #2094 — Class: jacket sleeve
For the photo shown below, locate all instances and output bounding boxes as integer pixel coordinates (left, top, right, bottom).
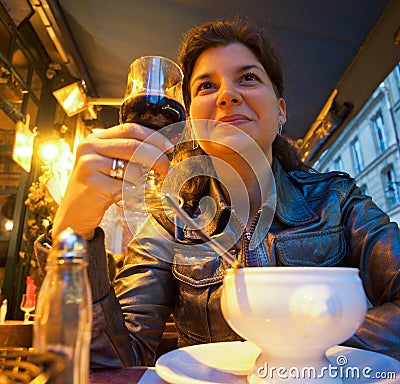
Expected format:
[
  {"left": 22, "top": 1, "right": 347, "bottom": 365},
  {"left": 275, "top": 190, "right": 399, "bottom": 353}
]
[
  {"left": 340, "top": 181, "right": 400, "bottom": 360},
  {"left": 104, "top": 215, "right": 176, "bottom": 368}
]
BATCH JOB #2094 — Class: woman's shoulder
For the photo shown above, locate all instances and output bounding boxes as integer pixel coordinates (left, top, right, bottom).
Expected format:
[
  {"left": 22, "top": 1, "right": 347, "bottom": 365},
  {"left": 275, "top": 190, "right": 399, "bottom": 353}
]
[
  {"left": 273, "top": 157, "right": 354, "bottom": 189},
  {"left": 288, "top": 168, "right": 354, "bottom": 185},
  {"left": 286, "top": 169, "right": 358, "bottom": 202}
]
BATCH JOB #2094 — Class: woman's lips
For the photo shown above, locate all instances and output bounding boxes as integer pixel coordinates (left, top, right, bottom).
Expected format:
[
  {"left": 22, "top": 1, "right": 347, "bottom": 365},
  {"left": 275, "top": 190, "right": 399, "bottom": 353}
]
[{"left": 217, "top": 115, "right": 251, "bottom": 125}]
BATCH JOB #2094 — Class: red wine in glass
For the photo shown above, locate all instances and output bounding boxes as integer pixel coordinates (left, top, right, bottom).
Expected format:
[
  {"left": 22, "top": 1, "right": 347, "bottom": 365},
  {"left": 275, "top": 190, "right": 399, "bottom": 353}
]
[
  {"left": 120, "top": 93, "right": 186, "bottom": 143},
  {"left": 113, "top": 56, "right": 185, "bottom": 212}
]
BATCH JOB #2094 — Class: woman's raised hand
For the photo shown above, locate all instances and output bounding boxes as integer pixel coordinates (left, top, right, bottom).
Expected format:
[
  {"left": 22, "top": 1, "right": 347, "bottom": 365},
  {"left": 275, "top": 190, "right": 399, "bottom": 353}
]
[{"left": 52, "top": 123, "right": 173, "bottom": 240}]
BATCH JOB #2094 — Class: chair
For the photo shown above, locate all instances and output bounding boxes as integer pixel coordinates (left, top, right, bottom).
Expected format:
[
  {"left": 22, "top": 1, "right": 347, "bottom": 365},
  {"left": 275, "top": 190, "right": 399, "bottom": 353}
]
[{"left": 0, "top": 348, "right": 65, "bottom": 383}]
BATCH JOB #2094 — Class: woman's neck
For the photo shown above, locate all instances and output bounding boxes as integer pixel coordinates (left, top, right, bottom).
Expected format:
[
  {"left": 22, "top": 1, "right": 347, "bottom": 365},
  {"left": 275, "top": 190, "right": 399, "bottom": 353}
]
[{"left": 213, "top": 153, "right": 273, "bottom": 227}]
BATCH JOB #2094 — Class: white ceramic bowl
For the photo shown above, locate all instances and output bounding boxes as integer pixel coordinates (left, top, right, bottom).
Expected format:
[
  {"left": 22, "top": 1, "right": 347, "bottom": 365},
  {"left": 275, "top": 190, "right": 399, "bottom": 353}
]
[{"left": 221, "top": 267, "right": 367, "bottom": 383}]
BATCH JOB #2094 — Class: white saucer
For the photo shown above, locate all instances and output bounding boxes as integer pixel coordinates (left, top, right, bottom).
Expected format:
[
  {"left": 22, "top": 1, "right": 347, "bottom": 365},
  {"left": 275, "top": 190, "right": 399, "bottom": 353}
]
[{"left": 155, "top": 341, "right": 400, "bottom": 384}]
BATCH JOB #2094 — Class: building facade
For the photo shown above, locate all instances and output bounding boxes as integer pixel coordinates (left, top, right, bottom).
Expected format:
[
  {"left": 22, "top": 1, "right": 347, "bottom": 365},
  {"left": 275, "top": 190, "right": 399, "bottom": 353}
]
[{"left": 314, "top": 63, "right": 400, "bottom": 225}]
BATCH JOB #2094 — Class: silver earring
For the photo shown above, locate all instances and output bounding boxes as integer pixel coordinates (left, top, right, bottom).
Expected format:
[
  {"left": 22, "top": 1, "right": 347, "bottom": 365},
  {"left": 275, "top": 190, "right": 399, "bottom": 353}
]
[
  {"left": 187, "top": 119, "right": 199, "bottom": 149},
  {"left": 277, "top": 122, "right": 283, "bottom": 135}
]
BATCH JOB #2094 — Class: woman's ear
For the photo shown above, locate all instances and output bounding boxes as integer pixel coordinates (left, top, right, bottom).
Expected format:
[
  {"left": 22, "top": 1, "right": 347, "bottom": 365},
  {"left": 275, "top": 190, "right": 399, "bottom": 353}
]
[{"left": 278, "top": 98, "right": 287, "bottom": 125}]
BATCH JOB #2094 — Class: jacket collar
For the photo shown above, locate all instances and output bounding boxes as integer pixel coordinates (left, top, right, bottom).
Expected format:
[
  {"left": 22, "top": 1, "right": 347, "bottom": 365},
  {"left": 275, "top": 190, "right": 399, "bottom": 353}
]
[
  {"left": 272, "top": 158, "right": 319, "bottom": 226},
  {"left": 180, "top": 157, "right": 319, "bottom": 241}
]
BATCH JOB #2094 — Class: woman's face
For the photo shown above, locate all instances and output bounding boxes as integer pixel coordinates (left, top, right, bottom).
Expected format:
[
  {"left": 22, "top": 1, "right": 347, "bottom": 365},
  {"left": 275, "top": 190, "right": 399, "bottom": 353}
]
[{"left": 188, "top": 43, "right": 286, "bottom": 163}]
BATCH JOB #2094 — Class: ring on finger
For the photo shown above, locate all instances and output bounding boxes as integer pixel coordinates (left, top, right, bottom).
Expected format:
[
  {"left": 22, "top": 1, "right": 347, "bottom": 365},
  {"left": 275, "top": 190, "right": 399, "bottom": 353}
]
[{"left": 110, "top": 158, "right": 125, "bottom": 180}]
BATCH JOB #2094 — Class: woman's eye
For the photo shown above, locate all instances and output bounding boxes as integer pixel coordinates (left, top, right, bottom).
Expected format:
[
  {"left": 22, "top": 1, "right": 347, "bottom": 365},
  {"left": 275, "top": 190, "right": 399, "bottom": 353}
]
[
  {"left": 241, "top": 72, "right": 259, "bottom": 82},
  {"left": 198, "top": 82, "right": 214, "bottom": 91},
  {"left": 195, "top": 81, "right": 215, "bottom": 95}
]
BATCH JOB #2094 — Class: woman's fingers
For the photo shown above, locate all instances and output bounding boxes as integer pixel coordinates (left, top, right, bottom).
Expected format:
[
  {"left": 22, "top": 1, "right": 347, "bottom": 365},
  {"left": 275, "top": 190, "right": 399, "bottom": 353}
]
[
  {"left": 92, "top": 123, "right": 174, "bottom": 154},
  {"left": 81, "top": 138, "right": 170, "bottom": 177},
  {"left": 80, "top": 123, "right": 172, "bottom": 176},
  {"left": 80, "top": 154, "right": 145, "bottom": 186}
]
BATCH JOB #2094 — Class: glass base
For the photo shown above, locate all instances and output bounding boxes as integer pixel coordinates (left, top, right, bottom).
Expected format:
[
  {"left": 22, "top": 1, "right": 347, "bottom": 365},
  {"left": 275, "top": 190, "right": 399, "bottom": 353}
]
[{"left": 113, "top": 185, "right": 182, "bottom": 214}]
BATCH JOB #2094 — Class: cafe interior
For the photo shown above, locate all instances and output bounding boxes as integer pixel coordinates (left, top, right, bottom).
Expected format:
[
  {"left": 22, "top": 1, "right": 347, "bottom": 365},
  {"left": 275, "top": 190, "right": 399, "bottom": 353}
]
[{"left": 0, "top": 0, "right": 399, "bottom": 379}]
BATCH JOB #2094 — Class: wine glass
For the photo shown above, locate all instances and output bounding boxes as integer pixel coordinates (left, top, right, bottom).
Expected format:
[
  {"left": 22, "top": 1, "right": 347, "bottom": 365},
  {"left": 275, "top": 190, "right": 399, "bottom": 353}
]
[
  {"left": 20, "top": 293, "right": 36, "bottom": 323},
  {"left": 112, "top": 55, "right": 186, "bottom": 213}
]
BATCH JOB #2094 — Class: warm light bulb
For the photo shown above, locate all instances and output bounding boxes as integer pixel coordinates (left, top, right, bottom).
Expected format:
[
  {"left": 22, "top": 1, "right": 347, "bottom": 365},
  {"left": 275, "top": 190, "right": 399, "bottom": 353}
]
[
  {"left": 38, "top": 141, "right": 59, "bottom": 162},
  {"left": 5, "top": 220, "right": 13, "bottom": 231}
]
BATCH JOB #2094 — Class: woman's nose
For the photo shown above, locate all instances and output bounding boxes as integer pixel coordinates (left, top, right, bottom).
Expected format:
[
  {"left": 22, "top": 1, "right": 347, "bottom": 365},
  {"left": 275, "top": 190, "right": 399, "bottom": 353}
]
[{"left": 217, "top": 87, "right": 242, "bottom": 107}]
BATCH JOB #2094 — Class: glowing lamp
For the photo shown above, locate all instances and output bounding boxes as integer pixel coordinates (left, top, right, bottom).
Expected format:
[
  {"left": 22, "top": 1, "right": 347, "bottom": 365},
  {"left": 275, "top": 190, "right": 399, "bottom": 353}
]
[
  {"left": 37, "top": 140, "right": 59, "bottom": 163},
  {"left": 53, "top": 80, "right": 88, "bottom": 117},
  {"left": 12, "top": 116, "right": 34, "bottom": 172}
]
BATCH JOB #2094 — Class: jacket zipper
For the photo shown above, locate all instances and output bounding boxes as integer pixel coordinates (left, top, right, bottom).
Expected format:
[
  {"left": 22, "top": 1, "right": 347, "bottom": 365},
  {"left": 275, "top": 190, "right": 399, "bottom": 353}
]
[{"left": 232, "top": 208, "right": 262, "bottom": 266}]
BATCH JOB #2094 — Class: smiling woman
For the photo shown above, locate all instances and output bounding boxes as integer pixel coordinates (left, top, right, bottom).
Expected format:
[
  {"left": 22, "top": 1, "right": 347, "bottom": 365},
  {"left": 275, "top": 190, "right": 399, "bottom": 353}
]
[{"left": 34, "top": 16, "right": 400, "bottom": 372}]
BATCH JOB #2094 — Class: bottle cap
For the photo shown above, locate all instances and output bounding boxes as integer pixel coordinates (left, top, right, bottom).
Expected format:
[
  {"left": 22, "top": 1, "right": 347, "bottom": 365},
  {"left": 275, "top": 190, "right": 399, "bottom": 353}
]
[
  {"left": 53, "top": 227, "right": 86, "bottom": 261},
  {"left": 56, "top": 227, "right": 85, "bottom": 250}
]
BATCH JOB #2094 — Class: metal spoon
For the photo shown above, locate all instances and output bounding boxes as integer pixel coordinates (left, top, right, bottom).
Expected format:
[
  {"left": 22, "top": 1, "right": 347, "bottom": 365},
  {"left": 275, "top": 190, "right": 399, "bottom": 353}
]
[{"left": 164, "top": 193, "right": 243, "bottom": 269}]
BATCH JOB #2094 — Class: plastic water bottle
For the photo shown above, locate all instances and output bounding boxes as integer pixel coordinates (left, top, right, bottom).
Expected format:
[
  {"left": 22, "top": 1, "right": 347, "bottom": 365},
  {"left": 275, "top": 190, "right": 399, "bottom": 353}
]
[{"left": 33, "top": 228, "right": 92, "bottom": 383}]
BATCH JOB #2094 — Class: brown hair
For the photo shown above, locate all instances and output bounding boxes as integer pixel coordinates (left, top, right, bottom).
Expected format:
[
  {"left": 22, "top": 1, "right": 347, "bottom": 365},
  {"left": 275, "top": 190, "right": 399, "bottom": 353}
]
[{"left": 176, "top": 16, "right": 309, "bottom": 172}]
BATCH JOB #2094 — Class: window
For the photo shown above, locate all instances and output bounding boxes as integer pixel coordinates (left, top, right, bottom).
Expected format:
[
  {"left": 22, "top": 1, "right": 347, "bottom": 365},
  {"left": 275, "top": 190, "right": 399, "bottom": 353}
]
[
  {"left": 351, "top": 138, "right": 364, "bottom": 173},
  {"left": 373, "top": 112, "right": 388, "bottom": 153},
  {"left": 12, "top": 45, "right": 29, "bottom": 83},
  {"left": 31, "top": 70, "right": 43, "bottom": 101},
  {"left": 394, "top": 63, "right": 400, "bottom": 91},
  {"left": 333, "top": 156, "right": 343, "bottom": 172},
  {"left": 0, "top": 22, "right": 11, "bottom": 56},
  {"left": 383, "top": 168, "right": 399, "bottom": 207}
]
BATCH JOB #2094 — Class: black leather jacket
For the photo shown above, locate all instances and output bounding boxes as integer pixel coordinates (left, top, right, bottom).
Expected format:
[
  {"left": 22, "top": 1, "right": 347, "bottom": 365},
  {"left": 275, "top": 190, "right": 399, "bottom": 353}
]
[{"left": 36, "top": 158, "right": 400, "bottom": 368}]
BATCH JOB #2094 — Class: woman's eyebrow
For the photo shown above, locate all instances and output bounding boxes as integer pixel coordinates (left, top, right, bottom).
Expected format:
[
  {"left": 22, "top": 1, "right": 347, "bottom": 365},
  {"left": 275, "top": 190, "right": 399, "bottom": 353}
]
[
  {"left": 191, "top": 63, "right": 266, "bottom": 85},
  {"left": 238, "top": 64, "right": 265, "bottom": 73},
  {"left": 191, "top": 72, "right": 211, "bottom": 85}
]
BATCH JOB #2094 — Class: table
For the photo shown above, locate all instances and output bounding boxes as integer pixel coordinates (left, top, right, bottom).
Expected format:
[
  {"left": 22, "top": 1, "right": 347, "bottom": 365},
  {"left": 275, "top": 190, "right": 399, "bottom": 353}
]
[
  {"left": 90, "top": 367, "right": 167, "bottom": 384},
  {"left": 0, "top": 320, "right": 33, "bottom": 348}
]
